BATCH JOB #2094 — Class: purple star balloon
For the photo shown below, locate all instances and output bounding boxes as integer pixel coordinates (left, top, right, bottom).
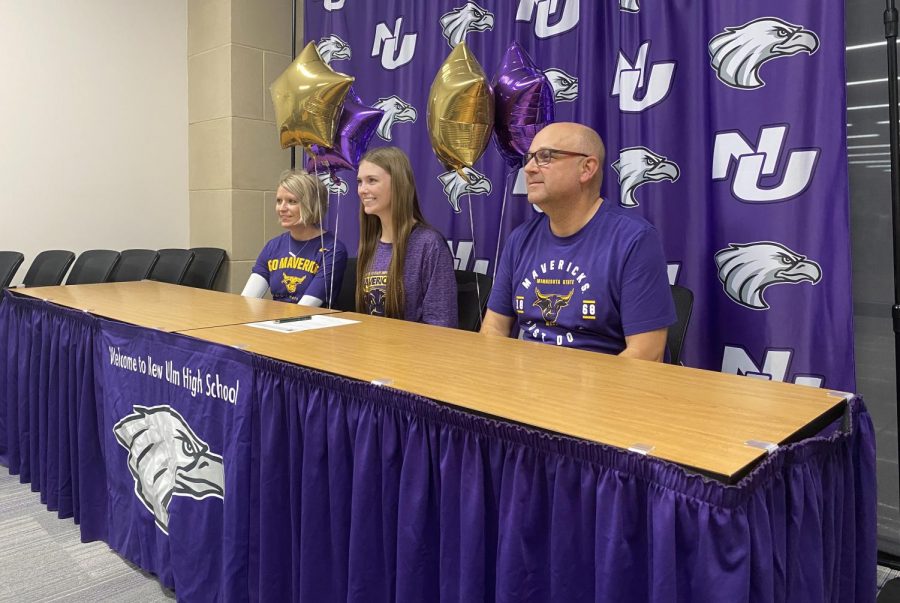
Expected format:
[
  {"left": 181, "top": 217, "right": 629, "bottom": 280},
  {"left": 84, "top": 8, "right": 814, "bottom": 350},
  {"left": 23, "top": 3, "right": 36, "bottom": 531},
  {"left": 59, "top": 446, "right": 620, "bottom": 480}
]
[
  {"left": 492, "top": 41, "right": 555, "bottom": 167},
  {"left": 306, "top": 88, "right": 384, "bottom": 173}
]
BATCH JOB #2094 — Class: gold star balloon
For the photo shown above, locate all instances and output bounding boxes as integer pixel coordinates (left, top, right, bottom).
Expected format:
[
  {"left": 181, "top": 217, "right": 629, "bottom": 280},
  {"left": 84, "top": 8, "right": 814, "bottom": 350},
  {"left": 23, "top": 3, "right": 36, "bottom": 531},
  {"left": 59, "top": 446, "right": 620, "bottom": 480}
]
[
  {"left": 427, "top": 42, "right": 494, "bottom": 177},
  {"left": 269, "top": 42, "right": 354, "bottom": 152}
]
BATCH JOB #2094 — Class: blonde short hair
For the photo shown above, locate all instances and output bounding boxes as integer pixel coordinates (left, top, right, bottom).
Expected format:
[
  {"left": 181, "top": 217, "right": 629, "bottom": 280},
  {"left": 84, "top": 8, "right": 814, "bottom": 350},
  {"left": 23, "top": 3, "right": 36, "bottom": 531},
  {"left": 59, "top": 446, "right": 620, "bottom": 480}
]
[{"left": 277, "top": 169, "right": 329, "bottom": 225}]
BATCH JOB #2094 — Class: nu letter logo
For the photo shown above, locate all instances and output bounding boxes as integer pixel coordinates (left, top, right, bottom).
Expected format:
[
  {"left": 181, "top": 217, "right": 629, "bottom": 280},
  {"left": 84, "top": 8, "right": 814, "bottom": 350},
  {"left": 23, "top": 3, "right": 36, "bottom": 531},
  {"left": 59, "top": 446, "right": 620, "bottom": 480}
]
[
  {"left": 515, "top": 0, "right": 580, "bottom": 39},
  {"left": 372, "top": 18, "right": 417, "bottom": 70},
  {"left": 323, "top": 0, "right": 345, "bottom": 10},
  {"left": 447, "top": 241, "right": 489, "bottom": 274},
  {"left": 722, "top": 346, "right": 823, "bottom": 387},
  {"left": 611, "top": 41, "right": 676, "bottom": 112},
  {"left": 712, "top": 125, "right": 819, "bottom": 203}
]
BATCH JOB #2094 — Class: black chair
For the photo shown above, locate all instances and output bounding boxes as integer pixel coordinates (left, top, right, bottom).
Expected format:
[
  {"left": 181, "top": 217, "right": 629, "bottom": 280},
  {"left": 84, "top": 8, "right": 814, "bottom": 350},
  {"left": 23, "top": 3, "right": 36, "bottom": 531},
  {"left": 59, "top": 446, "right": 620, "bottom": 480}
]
[
  {"left": 22, "top": 250, "right": 75, "bottom": 287},
  {"left": 667, "top": 285, "right": 694, "bottom": 365},
  {"left": 331, "top": 257, "right": 357, "bottom": 311},
  {"left": 65, "top": 250, "right": 120, "bottom": 285},
  {"left": 182, "top": 247, "right": 226, "bottom": 290},
  {"left": 455, "top": 270, "right": 493, "bottom": 332},
  {"left": 149, "top": 249, "right": 195, "bottom": 285},
  {"left": 110, "top": 249, "right": 159, "bottom": 282},
  {"left": 0, "top": 251, "right": 24, "bottom": 288}
]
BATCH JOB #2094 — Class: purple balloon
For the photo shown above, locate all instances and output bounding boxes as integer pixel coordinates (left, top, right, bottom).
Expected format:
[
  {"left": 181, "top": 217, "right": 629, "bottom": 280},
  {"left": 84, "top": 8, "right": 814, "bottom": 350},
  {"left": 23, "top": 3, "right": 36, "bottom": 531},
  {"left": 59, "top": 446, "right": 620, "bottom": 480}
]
[
  {"left": 307, "top": 89, "right": 384, "bottom": 173},
  {"left": 492, "top": 41, "right": 555, "bottom": 167}
]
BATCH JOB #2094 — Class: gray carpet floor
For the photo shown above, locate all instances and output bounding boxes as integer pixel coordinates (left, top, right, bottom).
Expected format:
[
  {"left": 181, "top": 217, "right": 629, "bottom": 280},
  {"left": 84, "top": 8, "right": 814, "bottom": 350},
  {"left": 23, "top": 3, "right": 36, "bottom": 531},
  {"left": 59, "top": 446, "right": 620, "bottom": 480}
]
[{"left": 0, "top": 470, "right": 174, "bottom": 602}]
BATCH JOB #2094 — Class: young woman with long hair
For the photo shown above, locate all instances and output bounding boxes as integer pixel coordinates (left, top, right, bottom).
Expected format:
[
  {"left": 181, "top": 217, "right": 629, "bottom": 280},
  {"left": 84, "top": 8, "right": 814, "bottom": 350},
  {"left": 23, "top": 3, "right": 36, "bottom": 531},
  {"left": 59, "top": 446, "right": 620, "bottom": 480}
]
[{"left": 355, "top": 146, "right": 457, "bottom": 326}]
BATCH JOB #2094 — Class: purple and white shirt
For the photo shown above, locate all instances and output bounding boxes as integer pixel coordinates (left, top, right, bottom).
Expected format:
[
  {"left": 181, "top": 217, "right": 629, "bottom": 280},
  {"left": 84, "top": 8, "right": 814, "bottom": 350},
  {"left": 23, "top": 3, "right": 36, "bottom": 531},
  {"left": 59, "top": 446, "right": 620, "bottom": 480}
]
[
  {"left": 362, "top": 225, "right": 458, "bottom": 328},
  {"left": 489, "top": 200, "right": 676, "bottom": 354},
  {"left": 252, "top": 231, "right": 347, "bottom": 304}
]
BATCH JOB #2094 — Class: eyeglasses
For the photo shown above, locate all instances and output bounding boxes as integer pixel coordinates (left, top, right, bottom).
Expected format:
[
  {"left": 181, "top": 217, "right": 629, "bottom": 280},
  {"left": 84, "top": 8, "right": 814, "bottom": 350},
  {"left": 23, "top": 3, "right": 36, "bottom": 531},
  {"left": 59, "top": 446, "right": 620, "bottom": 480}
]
[{"left": 522, "top": 148, "right": 589, "bottom": 168}]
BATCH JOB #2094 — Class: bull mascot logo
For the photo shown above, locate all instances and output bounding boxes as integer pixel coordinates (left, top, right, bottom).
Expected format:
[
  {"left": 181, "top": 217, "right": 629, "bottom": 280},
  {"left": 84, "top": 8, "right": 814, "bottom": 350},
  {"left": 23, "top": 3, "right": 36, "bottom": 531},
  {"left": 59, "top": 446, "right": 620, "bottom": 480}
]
[
  {"left": 373, "top": 95, "right": 417, "bottom": 141},
  {"left": 612, "top": 146, "right": 680, "bottom": 208},
  {"left": 620, "top": 0, "right": 639, "bottom": 13},
  {"left": 709, "top": 18, "right": 820, "bottom": 90},
  {"left": 438, "top": 167, "right": 492, "bottom": 213},
  {"left": 714, "top": 241, "right": 822, "bottom": 310},
  {"left": 440, "top": 2, "right": 495, "bottom": 48},
  {"left": 366, "top": 288, "right": 386, "bottom": 316},
  {"left": 543, "top": 68, "right": 578, "bottom": 102},
  {"left": 114, "top": 405, "right": 225, "bottom": 535},
  {"left": 533, "top": 287, "right": 574, "bottom": 326},
  {"left": 281, "top": 273, "right": 307, "bottom": 294},
  {"left": 316, "top": 171, "right": 349, "bottom": 195},
  {"left": 316, "top": 34, "right": 351, "bottom": 64}
]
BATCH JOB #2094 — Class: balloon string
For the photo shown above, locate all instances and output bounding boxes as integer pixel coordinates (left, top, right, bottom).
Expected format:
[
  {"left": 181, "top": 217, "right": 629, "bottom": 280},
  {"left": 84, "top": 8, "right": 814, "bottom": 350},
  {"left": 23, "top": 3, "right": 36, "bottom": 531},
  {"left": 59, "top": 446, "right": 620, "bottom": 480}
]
[
  {"left": 493, "top": 169, "right": 514, "bottom": 283},
  {"left": 330, "top": 187, "right": 341, "bottom": 309},
  {"left": 466, "top": 191, "right": 483, "bottom": 330},
  {"left": 312, "top": 157, "right": 329, "bottom": 308}
]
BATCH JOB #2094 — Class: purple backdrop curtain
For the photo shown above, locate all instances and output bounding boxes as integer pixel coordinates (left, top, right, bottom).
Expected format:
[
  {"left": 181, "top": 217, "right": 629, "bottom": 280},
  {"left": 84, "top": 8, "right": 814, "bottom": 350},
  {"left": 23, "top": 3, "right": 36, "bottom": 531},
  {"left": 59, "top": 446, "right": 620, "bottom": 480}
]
[
  {"left": 251, "top": 355, "right": 875, "bottom": 602},
  {"left": 303, "top": 1, "right": 854, "bottom": 391}
]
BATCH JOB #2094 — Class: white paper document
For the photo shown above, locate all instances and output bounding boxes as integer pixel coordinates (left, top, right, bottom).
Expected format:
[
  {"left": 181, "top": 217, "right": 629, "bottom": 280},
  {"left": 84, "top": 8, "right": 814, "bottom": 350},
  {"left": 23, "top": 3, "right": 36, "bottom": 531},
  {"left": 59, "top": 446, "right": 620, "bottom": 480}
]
[{"left": 246, "top": 315, "right": 359, "bottom": 334}]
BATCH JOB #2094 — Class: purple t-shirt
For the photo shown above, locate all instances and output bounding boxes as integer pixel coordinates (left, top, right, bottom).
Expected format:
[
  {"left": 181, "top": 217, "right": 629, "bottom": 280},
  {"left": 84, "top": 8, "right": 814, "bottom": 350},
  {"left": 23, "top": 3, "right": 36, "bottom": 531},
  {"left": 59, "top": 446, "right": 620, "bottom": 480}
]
[
  {"left": 362, "top": 225, "right": 458, "bottom": 327},
  {"left": 488, "top": 200, "right": 676, "bottom": 354},
  {"left": 251, "top": 231, "right": 347, "bottom": 305}
]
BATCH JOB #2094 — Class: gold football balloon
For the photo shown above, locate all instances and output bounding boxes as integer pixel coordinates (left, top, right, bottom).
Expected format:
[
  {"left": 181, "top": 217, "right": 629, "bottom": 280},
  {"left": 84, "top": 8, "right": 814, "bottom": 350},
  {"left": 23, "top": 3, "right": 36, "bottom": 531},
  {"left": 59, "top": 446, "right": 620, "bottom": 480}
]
[
  {"left": 269, "top": 41, "right": 354, "bottom": 151},
  {"left": 427, "top": 42, "right": 494, "bottom": 177}
]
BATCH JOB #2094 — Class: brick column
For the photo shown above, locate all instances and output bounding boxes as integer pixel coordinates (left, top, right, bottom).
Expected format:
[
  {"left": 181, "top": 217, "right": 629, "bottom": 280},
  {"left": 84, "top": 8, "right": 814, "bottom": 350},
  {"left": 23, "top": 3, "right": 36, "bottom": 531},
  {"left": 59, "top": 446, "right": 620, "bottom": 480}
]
[{"left": 187, "top": 0, "right": 301, "bottom": 291}]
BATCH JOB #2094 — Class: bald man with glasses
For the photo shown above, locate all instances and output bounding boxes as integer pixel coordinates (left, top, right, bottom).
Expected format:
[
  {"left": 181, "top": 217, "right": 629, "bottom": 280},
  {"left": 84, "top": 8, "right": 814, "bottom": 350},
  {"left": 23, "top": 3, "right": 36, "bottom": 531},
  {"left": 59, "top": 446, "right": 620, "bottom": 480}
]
[{"left": 481, "top": 122, "right": 676, "bottom": 361}]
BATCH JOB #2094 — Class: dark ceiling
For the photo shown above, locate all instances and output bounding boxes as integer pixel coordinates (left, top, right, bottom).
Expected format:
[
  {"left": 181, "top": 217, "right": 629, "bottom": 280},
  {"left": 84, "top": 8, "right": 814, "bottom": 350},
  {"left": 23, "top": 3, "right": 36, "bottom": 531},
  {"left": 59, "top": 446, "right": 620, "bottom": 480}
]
[{"left": 846, "top": 0, "right": 894, "bottom": 171}]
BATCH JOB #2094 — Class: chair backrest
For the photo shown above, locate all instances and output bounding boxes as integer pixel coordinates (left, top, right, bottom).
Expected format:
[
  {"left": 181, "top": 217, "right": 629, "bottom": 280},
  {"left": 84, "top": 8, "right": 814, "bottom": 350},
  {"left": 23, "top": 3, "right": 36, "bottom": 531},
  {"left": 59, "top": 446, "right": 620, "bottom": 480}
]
[
  {"left": 667, "top": 284, "right": 694, "bottom": 365},
  {"left": 65, "top": 250, "right": 121, "bottom": 285},
  {"left": 330, "top": 257, "right": 357, "bottom": 311},
  {"left": 149, "top": 249, "right": 195, "bottom": 285},
  {"left": 110, "top": 249, "right": 159, "bottom": 282},
  {"left": 0, "top": 251, "right": 25, "bottom": 288},
  {"left": 455, "top": 270, "right": 493, "bottom": 332},
  {"left": 182, "top": 247, "right": 226, "bottom": 290},
  {"left": 22, "top": 250, "right": 75, "bottom": 287}
]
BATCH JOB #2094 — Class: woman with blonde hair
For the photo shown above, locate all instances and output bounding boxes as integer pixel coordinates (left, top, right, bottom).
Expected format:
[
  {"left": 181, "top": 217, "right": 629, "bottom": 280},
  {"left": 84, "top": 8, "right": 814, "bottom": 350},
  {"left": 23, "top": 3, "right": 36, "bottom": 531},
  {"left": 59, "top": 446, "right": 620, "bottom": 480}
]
[
  {"left": 356, "top": 146, "right": 457, "bottom": 326},
  {"left": 242, "top": 169, "right": 347, "bottom": 306}
]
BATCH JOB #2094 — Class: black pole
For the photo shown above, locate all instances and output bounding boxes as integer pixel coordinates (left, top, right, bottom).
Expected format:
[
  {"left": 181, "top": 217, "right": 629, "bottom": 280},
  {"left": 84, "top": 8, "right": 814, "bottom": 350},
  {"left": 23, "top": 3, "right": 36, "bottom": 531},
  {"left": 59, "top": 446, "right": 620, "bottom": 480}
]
[
  {"left": 880, "top": 5, "right": 900, "bottom": 591},
  {"left": 290, "top": 0, "right": 298, "bottom": 169},
  {"left": 887, "top": 0, "right": 900, "bottom": 500}
]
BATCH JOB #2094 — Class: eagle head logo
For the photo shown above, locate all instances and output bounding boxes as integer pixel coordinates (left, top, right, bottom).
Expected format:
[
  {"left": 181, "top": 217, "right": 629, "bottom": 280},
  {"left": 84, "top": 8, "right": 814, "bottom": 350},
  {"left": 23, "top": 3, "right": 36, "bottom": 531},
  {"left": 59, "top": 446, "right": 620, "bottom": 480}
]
[
  {"left": 533, "top": 287, "right": 574, "bottom": 326},
  {"left": 438, "top": 167, "right": 492, "bottom": 213},
  {"left": 440, "top": 2, "right": 495, "bottom": 47},
  {"left": 611, "top": 146, "right": 680, "bottom": 208},
  {"left": 281, "top": 273, "right": 307, "bottom": 294},
  {"left": 316, "top": 34, "right": 351, "bottom": 64},
  {"left": 709, "top": 18, "right": 820, "bottom": 90},
  {"left": 114, "top": 405, "right": 224, "bottom": 535},
  {"left": 620, "top": 0, "right": 639, "bottom": 12},
  {"left": 316, "top": 171, "right": 349, "bottom": 195},
  {"left": 714, "top": 241, "right": 822, "bottom": 310},
  {"left": 365, "top": 288, "right": 386, "bottom": 316},
  {"left": 543, "top": 68, "right": 579, "bottom": 102},
  {"left": 373, "top": 95, "right": 417, "bottom": 141}
]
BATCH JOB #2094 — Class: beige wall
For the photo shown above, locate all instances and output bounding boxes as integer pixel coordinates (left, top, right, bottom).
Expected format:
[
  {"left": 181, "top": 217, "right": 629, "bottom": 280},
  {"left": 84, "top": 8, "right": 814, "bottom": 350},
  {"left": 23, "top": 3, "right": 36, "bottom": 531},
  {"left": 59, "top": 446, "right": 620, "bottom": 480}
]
[
  {"left": 0, "top": 1, "right": 189, "bottom": 280},
  {"left": 188, "top": 0, "right": 298, "bottom": 292}
]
